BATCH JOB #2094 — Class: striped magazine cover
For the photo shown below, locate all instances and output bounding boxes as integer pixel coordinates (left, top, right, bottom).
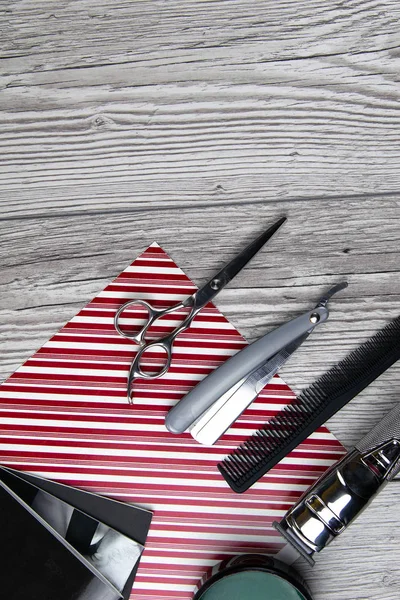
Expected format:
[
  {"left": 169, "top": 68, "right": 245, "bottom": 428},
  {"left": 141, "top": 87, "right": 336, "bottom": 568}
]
[{"left": 0, "top": 243, "right": 345, "bottom": 600}]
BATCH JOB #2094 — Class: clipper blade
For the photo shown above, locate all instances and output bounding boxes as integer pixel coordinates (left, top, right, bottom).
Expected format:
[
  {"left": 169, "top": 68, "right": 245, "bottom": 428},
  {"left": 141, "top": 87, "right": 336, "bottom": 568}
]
[{"left": 273, "top": 520, "right": 315, "bottom": 566}]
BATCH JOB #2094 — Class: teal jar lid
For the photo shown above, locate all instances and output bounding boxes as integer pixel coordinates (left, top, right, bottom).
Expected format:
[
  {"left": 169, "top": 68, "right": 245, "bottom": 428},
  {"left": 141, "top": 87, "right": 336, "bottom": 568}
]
[
  {"left": 193, "top": 555, "right": 313, "bottom": 600},
  {"left": 195, "top": 569, "right": 308, "bottom": 600}
]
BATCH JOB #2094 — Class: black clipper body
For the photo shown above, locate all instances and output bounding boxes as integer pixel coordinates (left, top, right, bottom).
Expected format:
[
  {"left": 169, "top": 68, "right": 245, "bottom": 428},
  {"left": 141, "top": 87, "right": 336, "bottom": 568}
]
[{"left": 274, "top": 402, "right": 400, "bottom": 565}]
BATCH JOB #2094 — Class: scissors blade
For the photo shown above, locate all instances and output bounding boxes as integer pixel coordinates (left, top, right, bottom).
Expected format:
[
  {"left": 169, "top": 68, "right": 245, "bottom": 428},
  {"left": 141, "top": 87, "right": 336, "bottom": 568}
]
[
  {"left": 193, "top": 216, "right": 286, "bottom": 307},
  {"left": 190, "top": 332, "right": 308, "bottom": 445}
]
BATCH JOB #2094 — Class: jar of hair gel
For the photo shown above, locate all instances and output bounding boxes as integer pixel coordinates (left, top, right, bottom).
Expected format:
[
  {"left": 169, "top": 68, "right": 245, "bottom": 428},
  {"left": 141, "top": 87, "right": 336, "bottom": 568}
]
[{"left": 193, "top": 554, "right": 313, "bottom": 600}]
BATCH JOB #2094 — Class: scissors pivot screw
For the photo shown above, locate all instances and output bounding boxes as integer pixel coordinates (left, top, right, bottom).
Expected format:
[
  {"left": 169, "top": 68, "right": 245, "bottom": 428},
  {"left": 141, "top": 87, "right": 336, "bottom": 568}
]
[
  {"left": 309, "top": 313, "right": 320, "bottom": 324},
  {"left": 210, "top": 278, "right": 222, "bottom": 290}
]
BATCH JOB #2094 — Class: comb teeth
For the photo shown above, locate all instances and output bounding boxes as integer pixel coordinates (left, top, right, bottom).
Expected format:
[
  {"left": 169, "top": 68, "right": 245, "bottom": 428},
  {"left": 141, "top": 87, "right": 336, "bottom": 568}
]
[{"left": 219, "top": 315, "right": 400, "bottom": 493}]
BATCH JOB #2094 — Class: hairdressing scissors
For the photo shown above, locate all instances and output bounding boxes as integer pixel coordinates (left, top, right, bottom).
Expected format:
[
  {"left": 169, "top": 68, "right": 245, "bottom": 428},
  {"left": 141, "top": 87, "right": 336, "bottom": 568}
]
[{"left": 114, "top": 217, "right": 286, "bottom": 403}]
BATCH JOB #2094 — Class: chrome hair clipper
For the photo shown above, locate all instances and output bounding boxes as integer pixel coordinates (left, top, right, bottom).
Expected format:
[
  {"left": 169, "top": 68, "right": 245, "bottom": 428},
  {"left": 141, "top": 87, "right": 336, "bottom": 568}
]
[{"left": 274, "top": 401, "right": 400, "bottom": 565}]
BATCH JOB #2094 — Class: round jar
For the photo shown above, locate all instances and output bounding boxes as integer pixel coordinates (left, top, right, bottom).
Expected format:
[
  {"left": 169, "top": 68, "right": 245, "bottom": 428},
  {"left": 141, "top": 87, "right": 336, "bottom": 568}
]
[{"left": 193, "top": 554, "right": 313, "bottom": 600}]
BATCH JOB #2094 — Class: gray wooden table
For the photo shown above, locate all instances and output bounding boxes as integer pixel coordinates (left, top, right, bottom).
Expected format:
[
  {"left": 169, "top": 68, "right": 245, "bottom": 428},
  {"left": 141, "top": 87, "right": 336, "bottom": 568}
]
[{"left": 1, "top": 2, "right": 400, "bottom": 598}]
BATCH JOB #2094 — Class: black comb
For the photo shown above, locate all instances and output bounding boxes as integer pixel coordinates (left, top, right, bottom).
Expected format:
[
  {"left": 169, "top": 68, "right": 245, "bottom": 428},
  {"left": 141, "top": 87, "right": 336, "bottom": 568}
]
[{"left": 218, "top": 315, "right": 400, "bottom": 493}]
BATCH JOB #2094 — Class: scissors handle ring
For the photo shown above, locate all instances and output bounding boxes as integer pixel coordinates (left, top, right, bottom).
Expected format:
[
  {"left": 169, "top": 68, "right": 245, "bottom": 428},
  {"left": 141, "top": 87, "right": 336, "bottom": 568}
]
[
  {"left": 127, "top": 339, "right": 174, "bottom": 402},
  {"left": 128, "top": 303, "right": 200, "bottom": 386},
  {"left": 132, "top": 340, "right": 173, "bottom": 378},
  {"left": 114, "top": 299, "right": 173, "bottom": 346}
]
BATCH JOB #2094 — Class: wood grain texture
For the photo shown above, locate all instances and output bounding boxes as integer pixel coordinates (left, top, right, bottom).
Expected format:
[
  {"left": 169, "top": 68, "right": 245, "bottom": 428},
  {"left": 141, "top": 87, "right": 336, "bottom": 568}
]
[{"left": 1, "top": 1, "right": 400, "bottom": 598}]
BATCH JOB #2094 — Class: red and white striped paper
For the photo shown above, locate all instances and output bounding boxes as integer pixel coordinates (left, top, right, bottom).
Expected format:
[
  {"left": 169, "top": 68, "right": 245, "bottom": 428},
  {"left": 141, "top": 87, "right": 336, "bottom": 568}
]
[{"left": 0, "top": 243, "right": 345, "bottom": 599}]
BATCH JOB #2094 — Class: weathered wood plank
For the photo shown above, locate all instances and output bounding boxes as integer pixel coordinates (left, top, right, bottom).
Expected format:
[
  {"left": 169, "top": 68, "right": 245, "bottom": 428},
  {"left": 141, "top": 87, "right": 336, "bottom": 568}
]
[{"left": 1, "top": 1, "right": 400, "bottom": 202}]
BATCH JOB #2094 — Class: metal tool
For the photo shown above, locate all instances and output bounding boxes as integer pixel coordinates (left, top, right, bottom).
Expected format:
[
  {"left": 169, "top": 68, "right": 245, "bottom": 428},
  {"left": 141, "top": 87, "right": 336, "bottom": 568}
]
[
  {"left": 274, "top": 399, "right": 400, "bottom": 565},
  {"left": 189, "top": 334, "right": 308, "bottom": 445},
  {"left": 166, "top": 282, "right": 347, "bottom": 436},
  {"left": 114, "top": 217, "right": 286, "bottom": 403}
]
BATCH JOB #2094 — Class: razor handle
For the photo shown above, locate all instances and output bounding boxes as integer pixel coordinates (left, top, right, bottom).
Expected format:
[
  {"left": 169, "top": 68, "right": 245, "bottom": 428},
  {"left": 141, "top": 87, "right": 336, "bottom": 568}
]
[
  {"left": 274, "top": 401, "right": 400, "bottom": 565},
  {"left": 165, "top": 306, "right": 329, "bottom": 434}
]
